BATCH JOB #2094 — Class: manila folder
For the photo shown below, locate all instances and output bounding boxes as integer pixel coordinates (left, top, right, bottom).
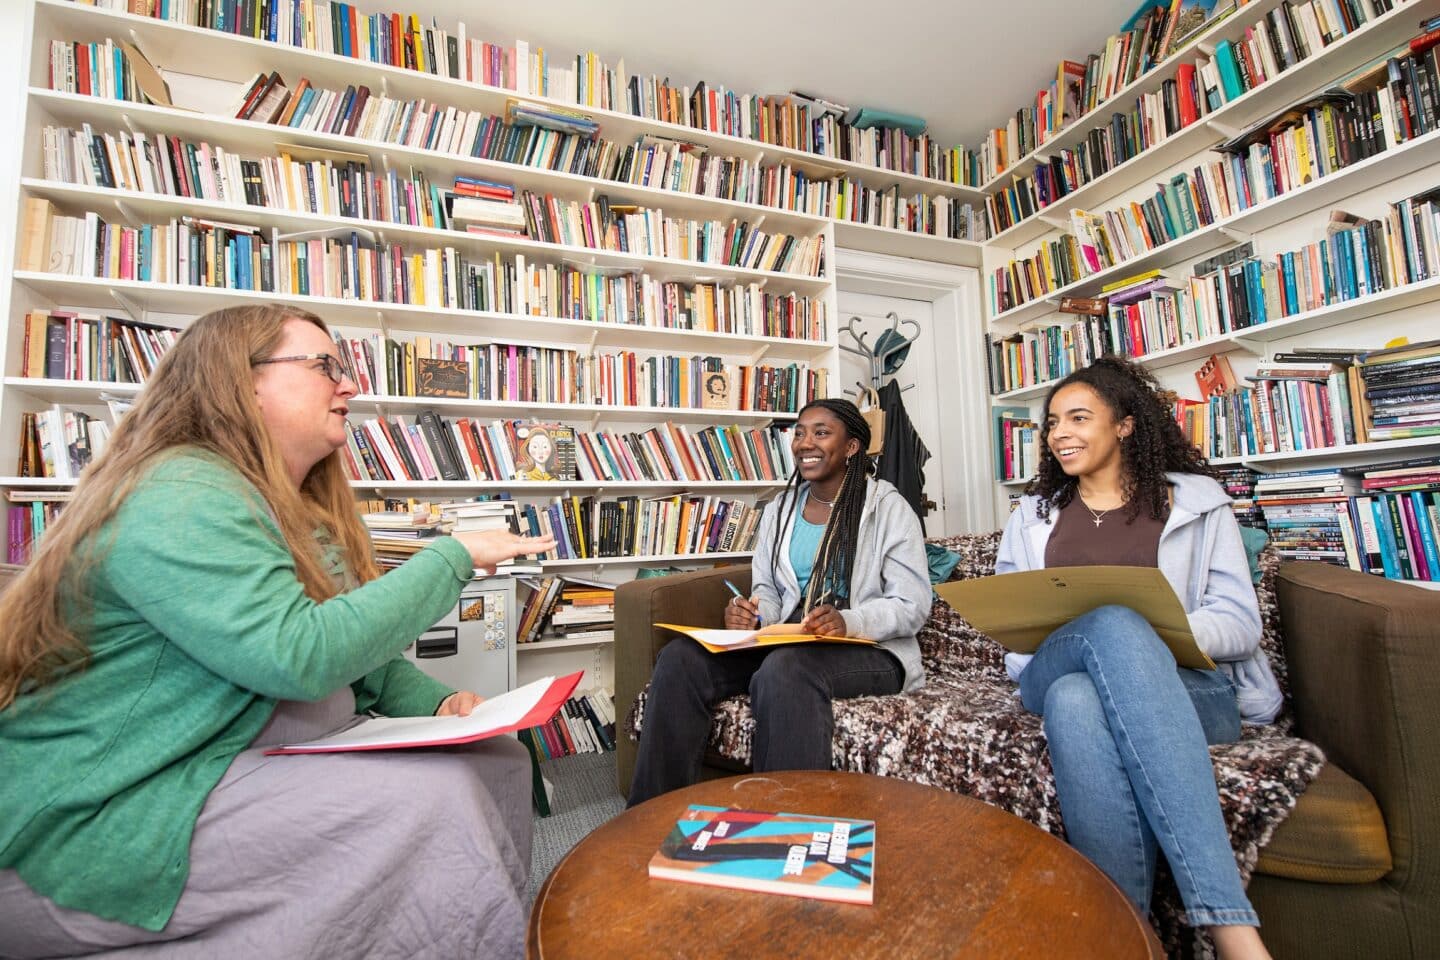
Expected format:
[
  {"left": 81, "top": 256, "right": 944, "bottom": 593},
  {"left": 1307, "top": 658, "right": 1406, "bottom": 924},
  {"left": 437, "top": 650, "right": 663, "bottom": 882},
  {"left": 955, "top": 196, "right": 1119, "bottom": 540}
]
[{"left": 932, "top": 566, "right": 1215, "bottom": 670}]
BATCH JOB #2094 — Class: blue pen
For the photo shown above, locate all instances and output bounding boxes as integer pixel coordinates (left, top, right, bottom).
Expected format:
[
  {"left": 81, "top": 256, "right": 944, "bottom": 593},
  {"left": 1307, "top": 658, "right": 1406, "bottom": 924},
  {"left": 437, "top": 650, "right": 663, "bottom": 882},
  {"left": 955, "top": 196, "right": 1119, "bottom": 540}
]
[{"left": 723, "top": 579, "right": 761, "bottom": 625}]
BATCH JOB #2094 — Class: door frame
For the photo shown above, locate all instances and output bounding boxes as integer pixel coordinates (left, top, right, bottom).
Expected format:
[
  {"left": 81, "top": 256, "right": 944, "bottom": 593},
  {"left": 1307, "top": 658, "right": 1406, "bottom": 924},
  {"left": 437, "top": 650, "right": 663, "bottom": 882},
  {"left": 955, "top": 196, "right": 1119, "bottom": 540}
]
[{"left": 834, "top": 248, "right": 996, "bottom": 535}]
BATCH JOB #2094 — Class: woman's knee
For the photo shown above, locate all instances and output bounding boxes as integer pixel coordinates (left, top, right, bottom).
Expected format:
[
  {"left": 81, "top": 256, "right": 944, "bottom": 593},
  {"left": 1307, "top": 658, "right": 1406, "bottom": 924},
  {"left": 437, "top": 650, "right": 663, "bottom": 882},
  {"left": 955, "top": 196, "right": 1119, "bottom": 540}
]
[
  {"left": 750, "top": 649, "right": 821, "bottom": 704},
  {"left": 1041, "top": 674, "right": 1115, "bottom": 763},
  {"left": 649, "top": 638, "right": 709, "bottom": 694},
  {"left": 1063, "top": 605, "right": 1168, "bottom": 658}
]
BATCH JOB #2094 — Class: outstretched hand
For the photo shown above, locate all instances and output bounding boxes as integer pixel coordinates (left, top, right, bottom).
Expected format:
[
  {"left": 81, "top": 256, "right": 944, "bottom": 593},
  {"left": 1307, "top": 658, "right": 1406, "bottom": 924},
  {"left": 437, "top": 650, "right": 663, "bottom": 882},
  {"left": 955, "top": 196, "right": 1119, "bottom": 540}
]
[{"left": 453, "top": 529, "right": 556, "bottom": 574}]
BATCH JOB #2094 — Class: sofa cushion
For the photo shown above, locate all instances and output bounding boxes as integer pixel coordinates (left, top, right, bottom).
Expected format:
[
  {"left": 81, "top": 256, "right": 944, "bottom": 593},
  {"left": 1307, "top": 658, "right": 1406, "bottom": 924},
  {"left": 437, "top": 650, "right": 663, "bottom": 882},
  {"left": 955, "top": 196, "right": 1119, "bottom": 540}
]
[{"left": 1253, "top": 762, "right": 1392, "bottom": 884}]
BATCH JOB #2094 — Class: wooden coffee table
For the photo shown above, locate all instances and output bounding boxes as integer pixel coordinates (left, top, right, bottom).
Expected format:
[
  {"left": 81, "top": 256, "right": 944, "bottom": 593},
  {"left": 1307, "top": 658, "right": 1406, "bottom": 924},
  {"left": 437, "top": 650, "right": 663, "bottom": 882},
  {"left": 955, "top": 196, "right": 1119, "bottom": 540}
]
[{"left": 528, "top": 770, "right": 1162, "bottom": 959}]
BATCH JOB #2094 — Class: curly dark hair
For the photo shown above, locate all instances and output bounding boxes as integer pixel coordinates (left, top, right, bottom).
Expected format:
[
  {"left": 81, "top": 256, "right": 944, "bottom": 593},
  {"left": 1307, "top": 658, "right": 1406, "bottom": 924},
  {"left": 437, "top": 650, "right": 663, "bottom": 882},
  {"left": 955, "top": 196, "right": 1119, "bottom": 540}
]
[{"left": 1026, "top": 355, "right": 1213, "bottom": 522}]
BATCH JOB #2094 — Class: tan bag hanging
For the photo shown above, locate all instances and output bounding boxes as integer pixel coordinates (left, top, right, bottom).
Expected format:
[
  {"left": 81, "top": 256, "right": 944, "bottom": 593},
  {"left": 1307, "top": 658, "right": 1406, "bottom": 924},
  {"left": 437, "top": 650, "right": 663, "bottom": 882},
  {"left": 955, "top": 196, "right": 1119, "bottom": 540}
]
[{"left": 857, "top": 387, "right": 885, "bottom": 456}]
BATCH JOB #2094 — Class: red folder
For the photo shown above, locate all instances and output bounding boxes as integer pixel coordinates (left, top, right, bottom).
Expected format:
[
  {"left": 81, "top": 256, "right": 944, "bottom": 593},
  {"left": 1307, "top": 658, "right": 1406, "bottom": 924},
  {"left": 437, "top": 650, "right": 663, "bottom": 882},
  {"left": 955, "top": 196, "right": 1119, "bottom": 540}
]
[{"left": 265, "top": 670, "right": 583, "bottom": 754}]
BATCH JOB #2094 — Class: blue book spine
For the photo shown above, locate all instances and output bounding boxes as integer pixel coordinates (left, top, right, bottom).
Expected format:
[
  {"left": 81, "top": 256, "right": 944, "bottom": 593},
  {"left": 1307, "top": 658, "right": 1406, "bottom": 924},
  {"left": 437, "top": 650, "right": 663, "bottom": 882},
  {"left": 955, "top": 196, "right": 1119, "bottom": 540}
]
[
  {"left": 1318, "top": 238, "right": 1334, "bottom": 304},
  {"left": 1351, "top": 229, "right": 1370, "bottom": 297},
  {"left": 1245, "top": 259, "right": 1267, "bottom": 325},
  {"left": 1411, "top": 491, "right": 1440, "bottom": 580},
  {"left": 1337, "top": 230, "right": 1357, "bottom": 300},
  {"left": 1281, "top": 252, "right": 1298, "bottom": 312},
  {"left": 1372, "top": 497, "right": 1402, "bottom": 579},
  {"left": 1215, "top": 40, "right": 1244, "bottom": 101}
]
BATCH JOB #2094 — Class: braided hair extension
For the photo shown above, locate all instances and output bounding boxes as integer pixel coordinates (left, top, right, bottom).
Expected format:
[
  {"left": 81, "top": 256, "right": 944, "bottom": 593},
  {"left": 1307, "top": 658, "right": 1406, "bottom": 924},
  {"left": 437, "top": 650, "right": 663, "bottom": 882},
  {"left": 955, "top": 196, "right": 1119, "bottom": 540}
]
[
  {"left": 1027, "top": 355, "right": 1213, "bottom": 522},
  {"left": 768, "top": 399, "right": 873, "bottom": 613}
]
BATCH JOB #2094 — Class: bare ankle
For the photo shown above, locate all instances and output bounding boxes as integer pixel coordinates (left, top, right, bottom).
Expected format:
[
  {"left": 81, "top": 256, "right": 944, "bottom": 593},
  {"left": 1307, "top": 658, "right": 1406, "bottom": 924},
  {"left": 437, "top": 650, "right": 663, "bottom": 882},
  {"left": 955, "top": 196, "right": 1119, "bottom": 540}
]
[{"left": 1209, "top": 924, "right": 1271, "bottom": 960}]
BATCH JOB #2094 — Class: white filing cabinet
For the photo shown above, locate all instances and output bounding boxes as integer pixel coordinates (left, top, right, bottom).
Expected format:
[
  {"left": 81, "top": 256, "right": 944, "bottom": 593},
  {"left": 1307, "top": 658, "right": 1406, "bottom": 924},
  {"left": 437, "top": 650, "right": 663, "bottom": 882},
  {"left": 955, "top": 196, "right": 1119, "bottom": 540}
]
[{"left": 403, "top": 577, "right": 517, "bottom": 700}]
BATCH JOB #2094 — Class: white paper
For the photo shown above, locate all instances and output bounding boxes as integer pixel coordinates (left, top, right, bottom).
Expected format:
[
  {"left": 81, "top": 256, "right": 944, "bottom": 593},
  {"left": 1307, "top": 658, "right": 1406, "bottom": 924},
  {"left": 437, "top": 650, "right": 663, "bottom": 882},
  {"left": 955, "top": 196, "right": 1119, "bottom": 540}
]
[{"left": 277, "top": 674, "right": 555, "bottom": 752}]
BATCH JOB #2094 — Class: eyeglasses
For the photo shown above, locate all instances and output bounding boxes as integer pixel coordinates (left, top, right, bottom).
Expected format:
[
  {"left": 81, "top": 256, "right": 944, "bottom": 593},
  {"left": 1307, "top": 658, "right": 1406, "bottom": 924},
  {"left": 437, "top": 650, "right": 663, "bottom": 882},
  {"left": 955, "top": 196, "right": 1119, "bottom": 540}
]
[{"left": 252, "top": 353, "right": 348, "bottom": 385}]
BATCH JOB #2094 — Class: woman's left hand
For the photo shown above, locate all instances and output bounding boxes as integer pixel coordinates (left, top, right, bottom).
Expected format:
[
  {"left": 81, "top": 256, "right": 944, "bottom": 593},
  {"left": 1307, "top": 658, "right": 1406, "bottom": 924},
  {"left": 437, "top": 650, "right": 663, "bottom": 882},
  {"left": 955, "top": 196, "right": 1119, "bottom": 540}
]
[
  {"left": 436, "top": 691, "right": 484, "bottom": 717},
  {"left": 801, "top": 604, "right": 847, "bottom": 637}
]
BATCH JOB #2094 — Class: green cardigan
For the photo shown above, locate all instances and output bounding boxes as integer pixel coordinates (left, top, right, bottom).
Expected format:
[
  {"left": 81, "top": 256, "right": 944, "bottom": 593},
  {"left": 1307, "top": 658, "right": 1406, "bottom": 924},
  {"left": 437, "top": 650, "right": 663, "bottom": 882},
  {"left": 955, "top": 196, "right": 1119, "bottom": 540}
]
[{"left": 0, "top": 449, "right": 474, "bottom": 930}]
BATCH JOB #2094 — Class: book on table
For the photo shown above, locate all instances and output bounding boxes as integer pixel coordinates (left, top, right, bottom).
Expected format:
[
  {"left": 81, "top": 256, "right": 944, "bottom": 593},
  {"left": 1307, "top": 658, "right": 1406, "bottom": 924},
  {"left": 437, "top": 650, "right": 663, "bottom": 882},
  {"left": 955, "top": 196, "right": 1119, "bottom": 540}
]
[
  {"left": 647, "top": 804, "right": 876, "bottom": 905},
  {"left": 265, "top": 671, "right": 583, "bottom": 754},
  {"left": 654, "top": 622, "right": 875, "bottom": 653},
  {"left": 932, "top": 566, "right": 1216, "bottom": 670}
]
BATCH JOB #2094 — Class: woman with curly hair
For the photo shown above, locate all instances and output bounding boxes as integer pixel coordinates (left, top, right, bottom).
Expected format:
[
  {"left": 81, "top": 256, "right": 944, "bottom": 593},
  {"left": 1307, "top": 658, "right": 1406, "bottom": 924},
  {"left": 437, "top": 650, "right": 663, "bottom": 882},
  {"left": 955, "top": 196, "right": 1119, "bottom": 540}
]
[{"left": 995, "top": 356, "right": 1281, "bottom": 960}]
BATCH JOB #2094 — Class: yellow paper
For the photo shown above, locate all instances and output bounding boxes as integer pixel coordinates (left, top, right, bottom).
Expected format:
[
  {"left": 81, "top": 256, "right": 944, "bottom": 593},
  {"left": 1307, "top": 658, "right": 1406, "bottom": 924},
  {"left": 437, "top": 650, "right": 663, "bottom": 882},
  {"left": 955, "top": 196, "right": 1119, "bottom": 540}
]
[
  {"left": 932, "top": 566, "right": 1216, "bottom": 670},
  {"left": 654, "top": 622, "right": 876, "bottom": 654}
]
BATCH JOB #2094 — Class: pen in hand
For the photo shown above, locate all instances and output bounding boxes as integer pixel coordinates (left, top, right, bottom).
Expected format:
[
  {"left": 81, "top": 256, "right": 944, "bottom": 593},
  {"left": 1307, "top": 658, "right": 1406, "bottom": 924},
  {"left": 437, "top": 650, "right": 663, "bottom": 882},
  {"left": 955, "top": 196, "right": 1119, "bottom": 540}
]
[{"left": 723, "top": 579, "right": 762, "bottom": 626}]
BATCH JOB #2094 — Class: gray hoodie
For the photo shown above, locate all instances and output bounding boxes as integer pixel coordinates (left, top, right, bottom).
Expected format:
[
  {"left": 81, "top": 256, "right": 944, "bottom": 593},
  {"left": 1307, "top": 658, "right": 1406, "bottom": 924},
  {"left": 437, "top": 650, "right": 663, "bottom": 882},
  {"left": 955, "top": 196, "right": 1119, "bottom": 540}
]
[
  {"left": 750, "top": 476, "right": 929, "bottom": 692},
  {"left": 995, "top": 471, "right": 1283, "bottom": 724}
]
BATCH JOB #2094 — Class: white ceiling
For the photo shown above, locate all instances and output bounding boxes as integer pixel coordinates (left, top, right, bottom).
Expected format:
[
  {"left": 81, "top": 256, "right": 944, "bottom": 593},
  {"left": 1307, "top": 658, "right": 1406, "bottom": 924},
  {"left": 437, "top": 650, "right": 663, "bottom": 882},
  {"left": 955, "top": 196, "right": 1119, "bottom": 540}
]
[{"left": 422, "top": 0, "right": 1145, "bottom": 148}]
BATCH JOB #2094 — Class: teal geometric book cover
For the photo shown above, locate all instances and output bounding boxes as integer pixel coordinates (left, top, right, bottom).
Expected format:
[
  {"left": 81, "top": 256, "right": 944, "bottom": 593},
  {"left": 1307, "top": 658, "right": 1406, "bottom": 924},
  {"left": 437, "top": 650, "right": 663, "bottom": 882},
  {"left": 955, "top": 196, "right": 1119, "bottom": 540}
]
[{"left": 647, "top": 804, "right": 876, "bottom": 904}]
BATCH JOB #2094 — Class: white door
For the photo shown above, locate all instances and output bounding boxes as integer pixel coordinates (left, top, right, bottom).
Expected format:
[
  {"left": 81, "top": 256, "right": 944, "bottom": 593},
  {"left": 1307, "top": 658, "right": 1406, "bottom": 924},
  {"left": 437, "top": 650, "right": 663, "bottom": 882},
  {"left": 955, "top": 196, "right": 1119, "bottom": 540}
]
[{"left": 836, "top": 291, "right": 952, "bottom": 535}]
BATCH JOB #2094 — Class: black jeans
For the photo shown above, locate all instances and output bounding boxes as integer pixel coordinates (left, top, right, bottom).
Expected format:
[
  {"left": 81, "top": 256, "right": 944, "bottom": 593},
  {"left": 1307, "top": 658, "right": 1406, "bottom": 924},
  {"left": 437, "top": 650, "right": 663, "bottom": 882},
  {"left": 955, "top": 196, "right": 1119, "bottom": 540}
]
[{"left": 626, "top": 638, "right": 905, "bottom": 807}]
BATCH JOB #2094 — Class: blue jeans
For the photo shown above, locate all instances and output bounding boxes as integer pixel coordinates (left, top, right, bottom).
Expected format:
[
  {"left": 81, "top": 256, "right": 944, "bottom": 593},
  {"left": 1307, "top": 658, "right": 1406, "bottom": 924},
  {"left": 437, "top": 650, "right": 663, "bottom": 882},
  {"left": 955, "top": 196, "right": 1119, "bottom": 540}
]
[{"left": 1019, "top": 605, "right": 1258, "bottom": 927}]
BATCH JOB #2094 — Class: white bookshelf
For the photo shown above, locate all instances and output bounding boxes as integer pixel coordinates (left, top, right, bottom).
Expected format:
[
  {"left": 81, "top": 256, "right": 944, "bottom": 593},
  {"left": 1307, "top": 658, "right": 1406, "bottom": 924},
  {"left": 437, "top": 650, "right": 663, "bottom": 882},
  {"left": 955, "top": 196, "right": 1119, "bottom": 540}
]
[
  {"left": 30, "top": 0, "right": 988, "bottom": 254},
  {"left": 976, "top": 0, "right": 1440, "bottom": 591},
  {"left": 983, "top": 0, "right": 1427, "bottom": 248},
  {"left": 1, "top": 0, "right": 917, "bottom": 694}
]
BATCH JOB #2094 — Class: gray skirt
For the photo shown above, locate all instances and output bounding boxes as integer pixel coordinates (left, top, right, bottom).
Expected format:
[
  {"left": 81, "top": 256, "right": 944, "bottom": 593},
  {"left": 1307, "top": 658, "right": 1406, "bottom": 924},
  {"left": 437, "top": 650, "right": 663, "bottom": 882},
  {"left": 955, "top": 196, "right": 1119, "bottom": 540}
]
[{"left": 0, "top": 689, "right": 532, "bottom": 960}]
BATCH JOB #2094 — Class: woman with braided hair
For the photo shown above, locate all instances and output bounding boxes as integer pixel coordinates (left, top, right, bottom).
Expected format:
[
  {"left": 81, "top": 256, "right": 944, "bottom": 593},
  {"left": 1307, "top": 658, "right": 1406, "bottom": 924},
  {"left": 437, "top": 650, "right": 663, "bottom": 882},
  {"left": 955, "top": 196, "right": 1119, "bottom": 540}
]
[
  {"left": 995, "top": 356, "right": 1280, "bottom": 960},
  {"left": 627, "top": 398, "right": 931, "bottom": 806}
]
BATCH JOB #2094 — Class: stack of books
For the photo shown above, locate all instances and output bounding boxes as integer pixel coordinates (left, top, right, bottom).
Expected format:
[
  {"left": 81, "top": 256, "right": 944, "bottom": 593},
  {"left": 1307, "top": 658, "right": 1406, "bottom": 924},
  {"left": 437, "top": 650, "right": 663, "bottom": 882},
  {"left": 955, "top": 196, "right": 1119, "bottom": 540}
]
[
  {"left": 546, "top": 580, "right": 616, "bottom": 644},
  {"left": 517, "top": 690, "right": 617, "bottom": 760},
  {"left": 1215, "top": 465, "right": 1264, "bottom": 529},
  {"left": 1253, "top": 470, "right": 1357, "bottom": 566},
  {"left": 1358, "top": 339, "right": 1440, "bottom": 442},
  {"left": 362, "top": 508, "right": 445, "bottom": 570},
  {"left": 450, "top": 177, "right": 525, "bottom": 239}
]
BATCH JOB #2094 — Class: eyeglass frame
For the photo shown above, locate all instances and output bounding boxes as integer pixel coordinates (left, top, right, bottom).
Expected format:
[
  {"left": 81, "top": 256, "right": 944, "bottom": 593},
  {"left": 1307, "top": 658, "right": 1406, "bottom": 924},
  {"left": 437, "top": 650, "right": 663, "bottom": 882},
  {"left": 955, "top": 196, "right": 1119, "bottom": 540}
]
[{"left": 251, "top": 353, "right": 349, "bottom": 385}]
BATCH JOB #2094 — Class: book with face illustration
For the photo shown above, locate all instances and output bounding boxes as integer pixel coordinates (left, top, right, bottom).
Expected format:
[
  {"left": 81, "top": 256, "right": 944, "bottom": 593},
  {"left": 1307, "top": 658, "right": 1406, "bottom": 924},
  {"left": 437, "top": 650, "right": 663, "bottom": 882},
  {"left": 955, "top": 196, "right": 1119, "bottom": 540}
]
[{"left": 648, "top": 805, "right": 876, "bottom": 904}]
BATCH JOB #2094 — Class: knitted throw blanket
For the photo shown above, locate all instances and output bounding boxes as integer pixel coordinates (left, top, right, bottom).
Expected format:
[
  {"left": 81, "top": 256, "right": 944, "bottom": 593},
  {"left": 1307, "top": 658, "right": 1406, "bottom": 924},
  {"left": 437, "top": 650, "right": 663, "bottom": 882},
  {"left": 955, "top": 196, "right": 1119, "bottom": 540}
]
[{"left": 627, "top": 534, "right": 1325, "bottom": 958}]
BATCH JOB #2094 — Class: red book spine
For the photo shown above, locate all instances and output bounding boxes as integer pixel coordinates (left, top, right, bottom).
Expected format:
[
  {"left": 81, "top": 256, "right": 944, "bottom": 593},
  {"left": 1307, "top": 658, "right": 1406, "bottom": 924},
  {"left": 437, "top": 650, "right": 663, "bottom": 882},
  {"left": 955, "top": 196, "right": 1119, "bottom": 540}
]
[{"left": 1176, "top": 63, "right": 1198, "bottom": 127}]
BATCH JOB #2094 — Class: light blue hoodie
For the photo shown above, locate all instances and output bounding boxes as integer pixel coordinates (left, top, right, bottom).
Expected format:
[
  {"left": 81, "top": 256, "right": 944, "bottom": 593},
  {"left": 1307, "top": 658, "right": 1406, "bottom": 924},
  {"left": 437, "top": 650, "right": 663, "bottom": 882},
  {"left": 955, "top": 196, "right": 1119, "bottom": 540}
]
[
  {"left": 750, "top": 476, "right": 930, "bottom": 692},
  {"left": 995, "top": 472, "right": 1283, "bottom": 724}
]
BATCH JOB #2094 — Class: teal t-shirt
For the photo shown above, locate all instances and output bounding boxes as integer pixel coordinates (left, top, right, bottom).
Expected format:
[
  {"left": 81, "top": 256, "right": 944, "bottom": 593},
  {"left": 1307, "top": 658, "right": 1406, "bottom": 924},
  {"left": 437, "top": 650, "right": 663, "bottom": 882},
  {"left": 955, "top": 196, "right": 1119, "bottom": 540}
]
[{"left": 790, "top": 512, "right": 825, "bottom": 597}]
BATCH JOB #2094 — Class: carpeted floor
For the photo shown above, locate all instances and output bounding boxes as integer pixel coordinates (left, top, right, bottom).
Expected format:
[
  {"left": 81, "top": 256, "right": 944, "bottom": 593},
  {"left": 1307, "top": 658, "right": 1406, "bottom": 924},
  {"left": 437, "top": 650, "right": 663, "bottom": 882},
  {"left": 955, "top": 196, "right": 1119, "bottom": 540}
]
[{"left": 527, "top": 751, "right": 626, "bottom": 902}]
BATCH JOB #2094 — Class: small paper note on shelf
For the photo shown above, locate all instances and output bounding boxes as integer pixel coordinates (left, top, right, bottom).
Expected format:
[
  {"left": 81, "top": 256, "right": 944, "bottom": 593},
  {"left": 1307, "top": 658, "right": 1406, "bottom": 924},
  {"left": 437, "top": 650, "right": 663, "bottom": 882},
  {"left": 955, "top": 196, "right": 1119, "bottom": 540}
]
[
  {"left": 932, "top": 566, "right": 1215, "bottom": 670},
  {"left": 654, "top": 622, "right": 875, "bottom": 654},
  {"left": 265, "top": 671, "right": 583, "bottom": 755}
]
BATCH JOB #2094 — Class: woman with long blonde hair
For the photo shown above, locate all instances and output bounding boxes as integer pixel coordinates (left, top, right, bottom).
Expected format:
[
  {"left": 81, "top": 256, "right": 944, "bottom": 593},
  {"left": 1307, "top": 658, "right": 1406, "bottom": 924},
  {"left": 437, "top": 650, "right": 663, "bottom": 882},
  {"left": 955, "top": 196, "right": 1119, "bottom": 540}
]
[{"left": 0, "top": 304, "right": 553, "bottom": 959}]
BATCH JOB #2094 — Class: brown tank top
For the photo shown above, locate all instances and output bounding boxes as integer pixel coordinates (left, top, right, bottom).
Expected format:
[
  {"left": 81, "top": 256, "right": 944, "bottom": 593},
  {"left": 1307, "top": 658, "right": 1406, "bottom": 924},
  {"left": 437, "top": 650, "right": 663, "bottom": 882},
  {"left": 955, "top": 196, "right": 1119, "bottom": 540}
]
[{"left": 1044, "top": 494, "right": 1167, "bottom": 568}]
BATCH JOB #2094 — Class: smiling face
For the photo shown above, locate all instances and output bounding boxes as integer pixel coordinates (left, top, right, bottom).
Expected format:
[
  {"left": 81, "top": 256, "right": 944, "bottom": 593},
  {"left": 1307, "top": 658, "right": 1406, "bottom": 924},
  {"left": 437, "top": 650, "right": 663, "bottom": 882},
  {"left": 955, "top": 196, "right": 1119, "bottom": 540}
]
[
  {"left": 792, "top": 405, "right": 860, "bottom": 485},
  {"left": 251, "top": 317, "right": 357, "bottom": 486},
  {"left": 1045, "top": 382, "right": 1133, "bottom": 480}
]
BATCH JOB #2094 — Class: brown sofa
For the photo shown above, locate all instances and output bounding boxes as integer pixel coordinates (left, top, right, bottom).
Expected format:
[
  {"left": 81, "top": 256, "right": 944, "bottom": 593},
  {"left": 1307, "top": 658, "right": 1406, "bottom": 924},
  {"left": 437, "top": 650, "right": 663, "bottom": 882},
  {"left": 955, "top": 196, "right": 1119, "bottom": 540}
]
[{"left": 615, "top": 550, "right": 1438, "bottom": 959}]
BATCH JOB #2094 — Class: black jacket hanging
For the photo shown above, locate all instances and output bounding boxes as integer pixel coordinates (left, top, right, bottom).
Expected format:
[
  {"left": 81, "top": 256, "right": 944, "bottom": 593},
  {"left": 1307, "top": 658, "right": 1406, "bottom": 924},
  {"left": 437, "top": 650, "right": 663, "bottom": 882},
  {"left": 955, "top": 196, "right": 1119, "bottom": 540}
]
[{"left": 875, "top": 380, "right": 931, "bottom": 534}]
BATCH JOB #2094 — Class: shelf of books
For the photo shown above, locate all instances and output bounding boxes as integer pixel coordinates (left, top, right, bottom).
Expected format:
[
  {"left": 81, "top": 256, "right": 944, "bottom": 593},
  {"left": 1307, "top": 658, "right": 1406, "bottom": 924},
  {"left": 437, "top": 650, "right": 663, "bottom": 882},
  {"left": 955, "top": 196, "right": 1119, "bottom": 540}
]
[
  {"left": 983, "top": 0, "right": 1427, "bottom": 249},
  {"left": 0, "top": 0, "right": 879, "bottom": 702},
  {"left": 34, "top": 0, "right": 989, "bottom": 263},
  {"left": 986, "top": 121, "right": 1440, "bottom": 330},
  {"left": 980, "top": 1, "right": 1440, "bottom": 589}
]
